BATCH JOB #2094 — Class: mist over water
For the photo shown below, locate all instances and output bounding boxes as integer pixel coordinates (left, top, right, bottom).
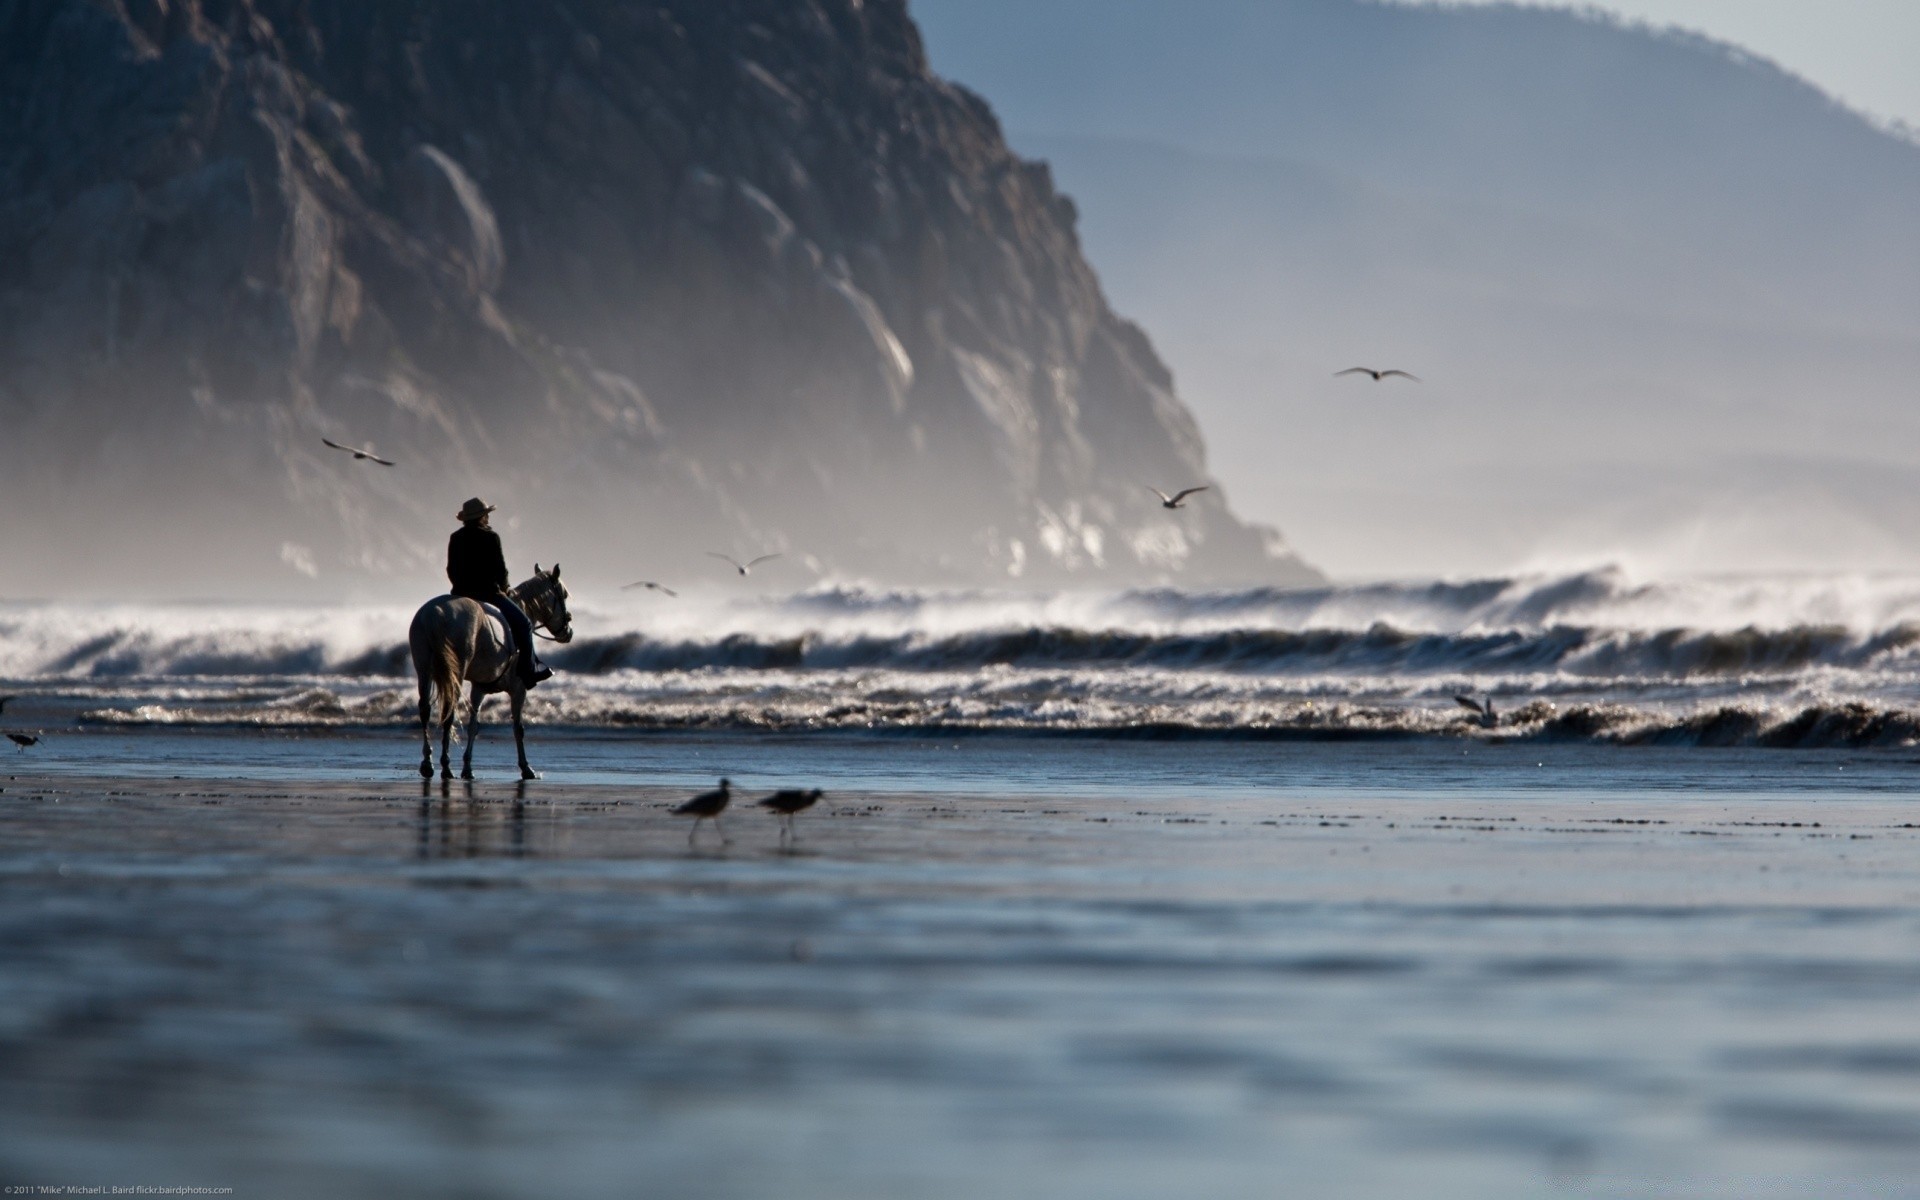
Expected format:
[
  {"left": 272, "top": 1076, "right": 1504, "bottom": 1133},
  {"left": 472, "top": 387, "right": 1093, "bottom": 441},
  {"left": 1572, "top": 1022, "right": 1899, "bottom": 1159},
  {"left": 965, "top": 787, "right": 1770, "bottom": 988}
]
[{"left": 913, "top": 0, "right": 1920, "bottom": 579}]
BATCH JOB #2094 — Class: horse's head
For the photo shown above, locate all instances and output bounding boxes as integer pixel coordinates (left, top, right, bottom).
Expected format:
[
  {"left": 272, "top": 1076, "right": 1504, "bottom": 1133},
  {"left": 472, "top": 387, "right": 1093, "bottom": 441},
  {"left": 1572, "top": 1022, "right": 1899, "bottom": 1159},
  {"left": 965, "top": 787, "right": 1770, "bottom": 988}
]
[{"left": 521, "top": 563, "right": 574, "bottom": 644}]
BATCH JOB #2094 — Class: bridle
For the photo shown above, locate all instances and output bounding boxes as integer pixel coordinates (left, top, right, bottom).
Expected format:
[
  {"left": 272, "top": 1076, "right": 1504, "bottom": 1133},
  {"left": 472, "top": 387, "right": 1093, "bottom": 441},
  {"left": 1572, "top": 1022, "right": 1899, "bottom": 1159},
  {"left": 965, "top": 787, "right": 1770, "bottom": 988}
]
[{"left": 512, "top": 572, "right": 574, "bottom": 644}]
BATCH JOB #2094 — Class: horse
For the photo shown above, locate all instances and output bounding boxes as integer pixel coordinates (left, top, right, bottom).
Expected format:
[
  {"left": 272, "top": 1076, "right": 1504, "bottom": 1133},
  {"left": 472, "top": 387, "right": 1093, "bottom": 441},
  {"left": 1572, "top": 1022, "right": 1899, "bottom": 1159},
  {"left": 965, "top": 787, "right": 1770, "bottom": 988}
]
[{"left": 409, "top": 564, "right": 574, "bottom": 781}]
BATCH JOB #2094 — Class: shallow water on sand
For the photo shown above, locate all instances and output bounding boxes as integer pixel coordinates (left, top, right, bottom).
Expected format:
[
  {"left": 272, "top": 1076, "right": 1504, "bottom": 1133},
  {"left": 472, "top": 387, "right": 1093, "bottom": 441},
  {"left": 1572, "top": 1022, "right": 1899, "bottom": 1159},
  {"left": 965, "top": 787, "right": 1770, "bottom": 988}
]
[{"left": 3, "top": 732, "right": 1920, "bottom": 1198}]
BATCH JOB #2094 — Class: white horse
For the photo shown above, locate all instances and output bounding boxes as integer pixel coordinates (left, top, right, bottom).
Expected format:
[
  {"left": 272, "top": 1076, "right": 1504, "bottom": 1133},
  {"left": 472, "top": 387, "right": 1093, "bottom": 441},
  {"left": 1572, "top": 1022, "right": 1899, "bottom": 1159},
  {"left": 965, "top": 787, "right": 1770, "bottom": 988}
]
[{"left": 410, "top": 564, "right": 574, "bottom": 781}]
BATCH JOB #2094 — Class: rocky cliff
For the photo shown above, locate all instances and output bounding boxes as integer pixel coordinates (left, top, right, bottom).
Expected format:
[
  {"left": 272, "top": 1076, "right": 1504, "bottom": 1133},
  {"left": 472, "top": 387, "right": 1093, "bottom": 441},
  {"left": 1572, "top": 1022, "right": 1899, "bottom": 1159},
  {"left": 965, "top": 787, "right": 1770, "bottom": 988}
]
[{"left": 0, "top": 0, "right": 1318, "bottom": 595}]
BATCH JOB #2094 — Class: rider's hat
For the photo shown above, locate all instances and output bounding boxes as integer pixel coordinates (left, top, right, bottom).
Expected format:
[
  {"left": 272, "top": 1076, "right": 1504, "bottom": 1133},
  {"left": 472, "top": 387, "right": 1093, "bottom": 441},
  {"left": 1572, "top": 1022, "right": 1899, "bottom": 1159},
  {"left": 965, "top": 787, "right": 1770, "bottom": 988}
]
[{"left": 457, "top": 497, "right": 496, "bottom": 522}]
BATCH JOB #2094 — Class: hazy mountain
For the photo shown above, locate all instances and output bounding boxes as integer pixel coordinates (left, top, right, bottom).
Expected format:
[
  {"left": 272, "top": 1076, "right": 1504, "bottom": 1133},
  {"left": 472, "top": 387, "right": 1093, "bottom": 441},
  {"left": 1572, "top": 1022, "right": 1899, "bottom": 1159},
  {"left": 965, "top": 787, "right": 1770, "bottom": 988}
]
[
  {"left": 913, "top": 0, "right": 1920, "bottom": 577},
  {"left": 0, "top": 0, "right": 1317, "bottom": 597}
]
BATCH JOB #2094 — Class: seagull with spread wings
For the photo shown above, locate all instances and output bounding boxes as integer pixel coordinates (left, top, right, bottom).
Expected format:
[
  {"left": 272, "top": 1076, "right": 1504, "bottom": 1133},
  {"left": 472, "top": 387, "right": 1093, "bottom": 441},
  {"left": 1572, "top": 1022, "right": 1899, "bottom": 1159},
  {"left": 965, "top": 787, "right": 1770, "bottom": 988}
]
[
  {"left": 321, "top": 437, "right": 396, "bottom": 466},
  {"left": 621, "top": 580, "right": 679, "bottom": 597},
  {"left": 1334, "top": 368, "right": 1420, "bottom": 382},
  {"left": 707, "top": 552, "right": 782, "bottom": 577},
  {"left": 1146, "top": 485, "right": 1209, "bottom": 510},
  {"left": 1454, "top": 694, "right": 1498, "bottom": 729}
]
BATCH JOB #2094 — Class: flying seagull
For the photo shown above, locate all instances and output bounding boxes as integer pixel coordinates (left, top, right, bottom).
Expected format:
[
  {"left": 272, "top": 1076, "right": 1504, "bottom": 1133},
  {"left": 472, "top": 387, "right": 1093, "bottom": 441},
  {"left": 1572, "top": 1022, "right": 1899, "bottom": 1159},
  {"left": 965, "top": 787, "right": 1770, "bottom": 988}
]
[
  {"left": 674, "top": 778, "right": 732, "bottom": 843},
  {"left": 621, "top": 581, "right": 679, "bottom": 597},
  {"left": 6, "top": 733, "right": 38, "bottom": 750},
  {"left": 1146, "top": 485, "right": 1209, "bottom": 510},
  {"left": 757, "top": 787, "right": 823, "bottom": 841},
  {"left": 707, "top": 552, "right": 782, "bottom": 576},
  {"left": 1335, "top": 368, "right": 1420, "bottom": 382},
  {"left": 1454, "top": 694, "right": 1498, "bottom": 729},
  {"left": 321, "top": 437, "right": 395, "bottom": 466}
]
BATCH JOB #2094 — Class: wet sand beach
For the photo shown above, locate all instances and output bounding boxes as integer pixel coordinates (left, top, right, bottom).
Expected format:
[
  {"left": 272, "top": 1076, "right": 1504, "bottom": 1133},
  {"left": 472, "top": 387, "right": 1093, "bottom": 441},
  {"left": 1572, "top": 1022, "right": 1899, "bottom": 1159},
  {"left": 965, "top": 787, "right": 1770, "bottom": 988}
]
[{"left": 3, "top": 734, "right": 1920, "bottom": 1198}]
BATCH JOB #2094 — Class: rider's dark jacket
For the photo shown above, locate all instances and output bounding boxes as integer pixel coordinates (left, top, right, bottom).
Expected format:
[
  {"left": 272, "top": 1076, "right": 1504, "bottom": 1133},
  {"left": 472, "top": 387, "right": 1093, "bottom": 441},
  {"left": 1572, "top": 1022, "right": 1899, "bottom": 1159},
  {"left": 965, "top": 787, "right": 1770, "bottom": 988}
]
[{"left": 447, "top": 523, "right": 509, "bottom": 600}]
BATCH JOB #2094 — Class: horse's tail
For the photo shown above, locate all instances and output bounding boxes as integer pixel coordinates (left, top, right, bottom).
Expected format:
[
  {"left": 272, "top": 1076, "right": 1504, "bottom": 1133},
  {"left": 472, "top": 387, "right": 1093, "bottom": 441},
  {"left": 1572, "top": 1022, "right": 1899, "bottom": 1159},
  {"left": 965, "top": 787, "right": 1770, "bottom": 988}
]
[{"left": 433, "top": 639, "right": 463, "bottom": 727}]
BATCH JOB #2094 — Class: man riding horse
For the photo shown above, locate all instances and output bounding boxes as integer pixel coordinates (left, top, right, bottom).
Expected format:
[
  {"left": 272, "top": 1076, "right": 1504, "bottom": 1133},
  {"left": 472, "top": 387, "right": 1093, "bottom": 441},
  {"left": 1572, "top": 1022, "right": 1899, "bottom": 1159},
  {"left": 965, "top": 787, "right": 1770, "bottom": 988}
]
[
  {"left": 448, "top": 497, "right": 551, "bottom": 688},
  {"left": 410, "top": 500, "right": 572, "bottom": 780}
]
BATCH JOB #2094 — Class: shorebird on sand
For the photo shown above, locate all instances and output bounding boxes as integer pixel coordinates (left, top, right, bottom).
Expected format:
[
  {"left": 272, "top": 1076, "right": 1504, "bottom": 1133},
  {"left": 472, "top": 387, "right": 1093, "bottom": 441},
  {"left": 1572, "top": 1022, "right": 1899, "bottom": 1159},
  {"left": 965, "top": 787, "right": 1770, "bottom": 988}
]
[
  {"left": 1146, "top": 485, "right": 1209, "bottom": 510},
  {"left": 757, "top": 787, "right": 823, "bottom": 841},
  {"left": 707, "top": 552, "right": 782, "bottom": 577},
  {"left": 674, "top": 778, "right": 732, "bottom": 843},
  {"left": 321, "top": 437, "right": 396, "bottom": 465},
  {"left": 1335, "top": 367, "right": 1419, "bottom": 382},
  {"left": 621, "top": 581, "right": 678, "bottom": 597},
  {"left": 6, "top": 733, "right": 39, "bottom": 750},
  {"left": 1454, "top": 695, "right": 1498, "bottom": 729}
]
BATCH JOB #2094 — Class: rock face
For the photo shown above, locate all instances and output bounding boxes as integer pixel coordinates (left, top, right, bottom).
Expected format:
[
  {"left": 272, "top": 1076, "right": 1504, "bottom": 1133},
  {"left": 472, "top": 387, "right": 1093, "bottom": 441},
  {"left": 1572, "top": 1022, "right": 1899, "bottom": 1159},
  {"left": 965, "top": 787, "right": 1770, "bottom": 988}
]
[{"left": 0, "top": 0, "right": 1319, "bottom": 594}]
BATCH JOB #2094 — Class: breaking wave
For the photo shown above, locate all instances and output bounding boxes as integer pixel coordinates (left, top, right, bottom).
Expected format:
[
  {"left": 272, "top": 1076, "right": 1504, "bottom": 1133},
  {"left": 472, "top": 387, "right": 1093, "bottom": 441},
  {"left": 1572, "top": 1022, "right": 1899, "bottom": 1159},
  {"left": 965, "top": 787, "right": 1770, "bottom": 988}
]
[
  {"left": 13, "top": 567, "right": 1920, "bottom": 748},
  {"left": 541, "top": 622, "right": 1920, "bottom": 678},
  {"left": 71, "top": 690, "right": 1920, "bottom": 750},
  {"left": 11, "top": 568, "right": 1920, "bottom": 681}
]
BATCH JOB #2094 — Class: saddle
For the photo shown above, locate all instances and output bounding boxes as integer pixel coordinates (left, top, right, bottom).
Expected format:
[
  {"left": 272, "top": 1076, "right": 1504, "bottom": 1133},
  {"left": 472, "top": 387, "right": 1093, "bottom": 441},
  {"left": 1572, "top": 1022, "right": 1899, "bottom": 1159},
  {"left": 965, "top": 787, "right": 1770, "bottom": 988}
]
[{"left": 475, "top": 601, "right": 516, "bottom": 660}]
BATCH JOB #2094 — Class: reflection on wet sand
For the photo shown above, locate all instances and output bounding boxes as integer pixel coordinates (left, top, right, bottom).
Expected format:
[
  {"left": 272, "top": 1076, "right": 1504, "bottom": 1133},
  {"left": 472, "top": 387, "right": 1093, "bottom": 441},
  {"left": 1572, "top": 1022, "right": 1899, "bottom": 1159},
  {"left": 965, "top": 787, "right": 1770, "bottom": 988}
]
[
  {"left": 415, "top": 780, "right": 544, "bottom": 860},
  {"left": 4, "top": 747, "right": 1920, "bottom": 1199}
]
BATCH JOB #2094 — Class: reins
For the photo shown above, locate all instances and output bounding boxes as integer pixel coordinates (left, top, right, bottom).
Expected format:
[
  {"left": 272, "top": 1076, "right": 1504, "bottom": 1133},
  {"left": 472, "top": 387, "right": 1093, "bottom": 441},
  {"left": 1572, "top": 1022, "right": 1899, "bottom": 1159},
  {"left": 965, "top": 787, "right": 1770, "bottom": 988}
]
[{"left": 512, "top": 576, "right": 569, "bottom": 642}]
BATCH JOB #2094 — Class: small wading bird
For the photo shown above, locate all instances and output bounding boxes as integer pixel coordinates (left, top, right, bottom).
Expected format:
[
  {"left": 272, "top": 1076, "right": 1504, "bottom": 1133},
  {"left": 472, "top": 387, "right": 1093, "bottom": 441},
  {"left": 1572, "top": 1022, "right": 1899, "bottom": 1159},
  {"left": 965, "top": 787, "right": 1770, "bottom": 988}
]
[
  {"left": 758, "top": 787, "right": 823, "bottom": 841},
  {"left": 1335, "top": 367, "right": 1420, "bottom": 382},
  {"left": 7, "top": 733, "right": 39, "bottom": 750},
  {"left": 321, "top": 437, "right": 395, "bottom": 466},
  {"left": 621, "top": 581, "right": 678, "bottom": 597},
  {"left": 1454, "top": 694, "right": 1498, "bottom": 729},
  {"left": 1147, "top": 485, "right": 1209, "bottom": 510},
  {"left": 707, "top": 552, "right": 781, "bottom": 577},
  {"left": 674, "top": 778, "right": 732, "bottom": 843}
]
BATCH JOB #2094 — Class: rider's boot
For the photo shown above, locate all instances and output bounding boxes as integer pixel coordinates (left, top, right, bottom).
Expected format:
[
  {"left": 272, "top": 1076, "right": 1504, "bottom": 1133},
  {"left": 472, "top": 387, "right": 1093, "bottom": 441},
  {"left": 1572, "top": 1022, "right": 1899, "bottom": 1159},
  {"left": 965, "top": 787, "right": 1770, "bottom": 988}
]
[{"left": 519, "top": 647, "right": 552, "bottom": 688}]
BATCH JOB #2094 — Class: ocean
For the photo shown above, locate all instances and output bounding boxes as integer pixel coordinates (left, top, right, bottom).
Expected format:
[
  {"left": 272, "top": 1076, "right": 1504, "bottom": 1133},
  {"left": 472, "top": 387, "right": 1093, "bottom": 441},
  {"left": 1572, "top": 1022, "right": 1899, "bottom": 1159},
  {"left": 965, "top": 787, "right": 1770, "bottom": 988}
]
[
  {"left": 9, "top": 565, "right": 1920, "bottom": 749},
  {"left": 4, "top": 568, "right": 1920, "bottom": 1198}
]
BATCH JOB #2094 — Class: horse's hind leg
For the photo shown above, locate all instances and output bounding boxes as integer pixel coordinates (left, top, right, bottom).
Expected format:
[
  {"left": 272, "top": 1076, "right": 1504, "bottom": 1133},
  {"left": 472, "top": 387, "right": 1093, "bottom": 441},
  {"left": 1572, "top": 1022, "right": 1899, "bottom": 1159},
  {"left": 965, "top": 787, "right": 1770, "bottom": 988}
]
[
  {"left": 510, "top": 686, "right": 537, "bottom": 781},
  {"left": 439, "top": 706, "right": 456, "bottom": 781},
  {"left": 460, "top": 685, "right": 483, "bottom": 781},
  {"left": 417, "top": 684, "right": 434, "bottom": 779}
]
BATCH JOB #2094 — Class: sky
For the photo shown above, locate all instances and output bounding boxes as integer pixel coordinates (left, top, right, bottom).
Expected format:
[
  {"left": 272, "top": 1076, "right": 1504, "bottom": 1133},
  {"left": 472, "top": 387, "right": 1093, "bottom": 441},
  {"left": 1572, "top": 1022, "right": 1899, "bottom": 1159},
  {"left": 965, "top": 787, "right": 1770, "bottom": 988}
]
[
  {"left": 1435, "top": 1, "right": 1920, "bottom": 130},
  {"left": 911, "top": 0, "right": 1920, "bottom": 580}
]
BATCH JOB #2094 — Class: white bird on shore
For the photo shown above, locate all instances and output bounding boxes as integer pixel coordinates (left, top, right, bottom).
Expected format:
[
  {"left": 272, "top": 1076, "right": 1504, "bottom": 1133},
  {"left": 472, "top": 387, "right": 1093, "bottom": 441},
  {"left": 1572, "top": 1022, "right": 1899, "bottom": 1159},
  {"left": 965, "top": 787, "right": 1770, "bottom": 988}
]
[
  {"left": 1335, "top": 367, "right": 1419, "bottom": 382},
  {"left": 1454, "top": 694, "right": 1498, "bottom": 728},
  {"left": 621, "top": 580, "right": 678, "bottom": 597},
  {"left": 1147, "top": 485, "right": 1209, "bottom": 510},
  {"left": 707, "top": 552, "right": 781, "bottom": 577},
  {"left": 321, "top": 437, "right": 395, "bottom": 466}
]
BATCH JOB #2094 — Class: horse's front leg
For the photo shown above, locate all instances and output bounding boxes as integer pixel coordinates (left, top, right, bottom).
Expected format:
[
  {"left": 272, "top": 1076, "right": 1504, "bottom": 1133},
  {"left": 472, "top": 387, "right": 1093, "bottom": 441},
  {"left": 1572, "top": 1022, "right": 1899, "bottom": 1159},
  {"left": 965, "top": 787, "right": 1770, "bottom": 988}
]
[
  {"left": 461, "top": 684, "right": 484, "bottom": 780},
  {"left": 510, "top": 684, "right": 537, "bottom": 781}
]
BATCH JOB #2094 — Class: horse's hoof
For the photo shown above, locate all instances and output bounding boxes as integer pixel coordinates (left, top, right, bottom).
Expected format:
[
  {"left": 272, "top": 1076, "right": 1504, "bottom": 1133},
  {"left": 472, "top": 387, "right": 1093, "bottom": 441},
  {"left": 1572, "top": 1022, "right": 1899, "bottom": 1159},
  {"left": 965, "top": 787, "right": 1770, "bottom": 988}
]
[
  {"left": 520, "top": 768, "right": 540, "bottom": 781},
  {"left": 460, "top": 770, "right": 475, "bottom": 782},
  {"left": 419, "top": 762, "right": 433, "bottom": 779}
]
